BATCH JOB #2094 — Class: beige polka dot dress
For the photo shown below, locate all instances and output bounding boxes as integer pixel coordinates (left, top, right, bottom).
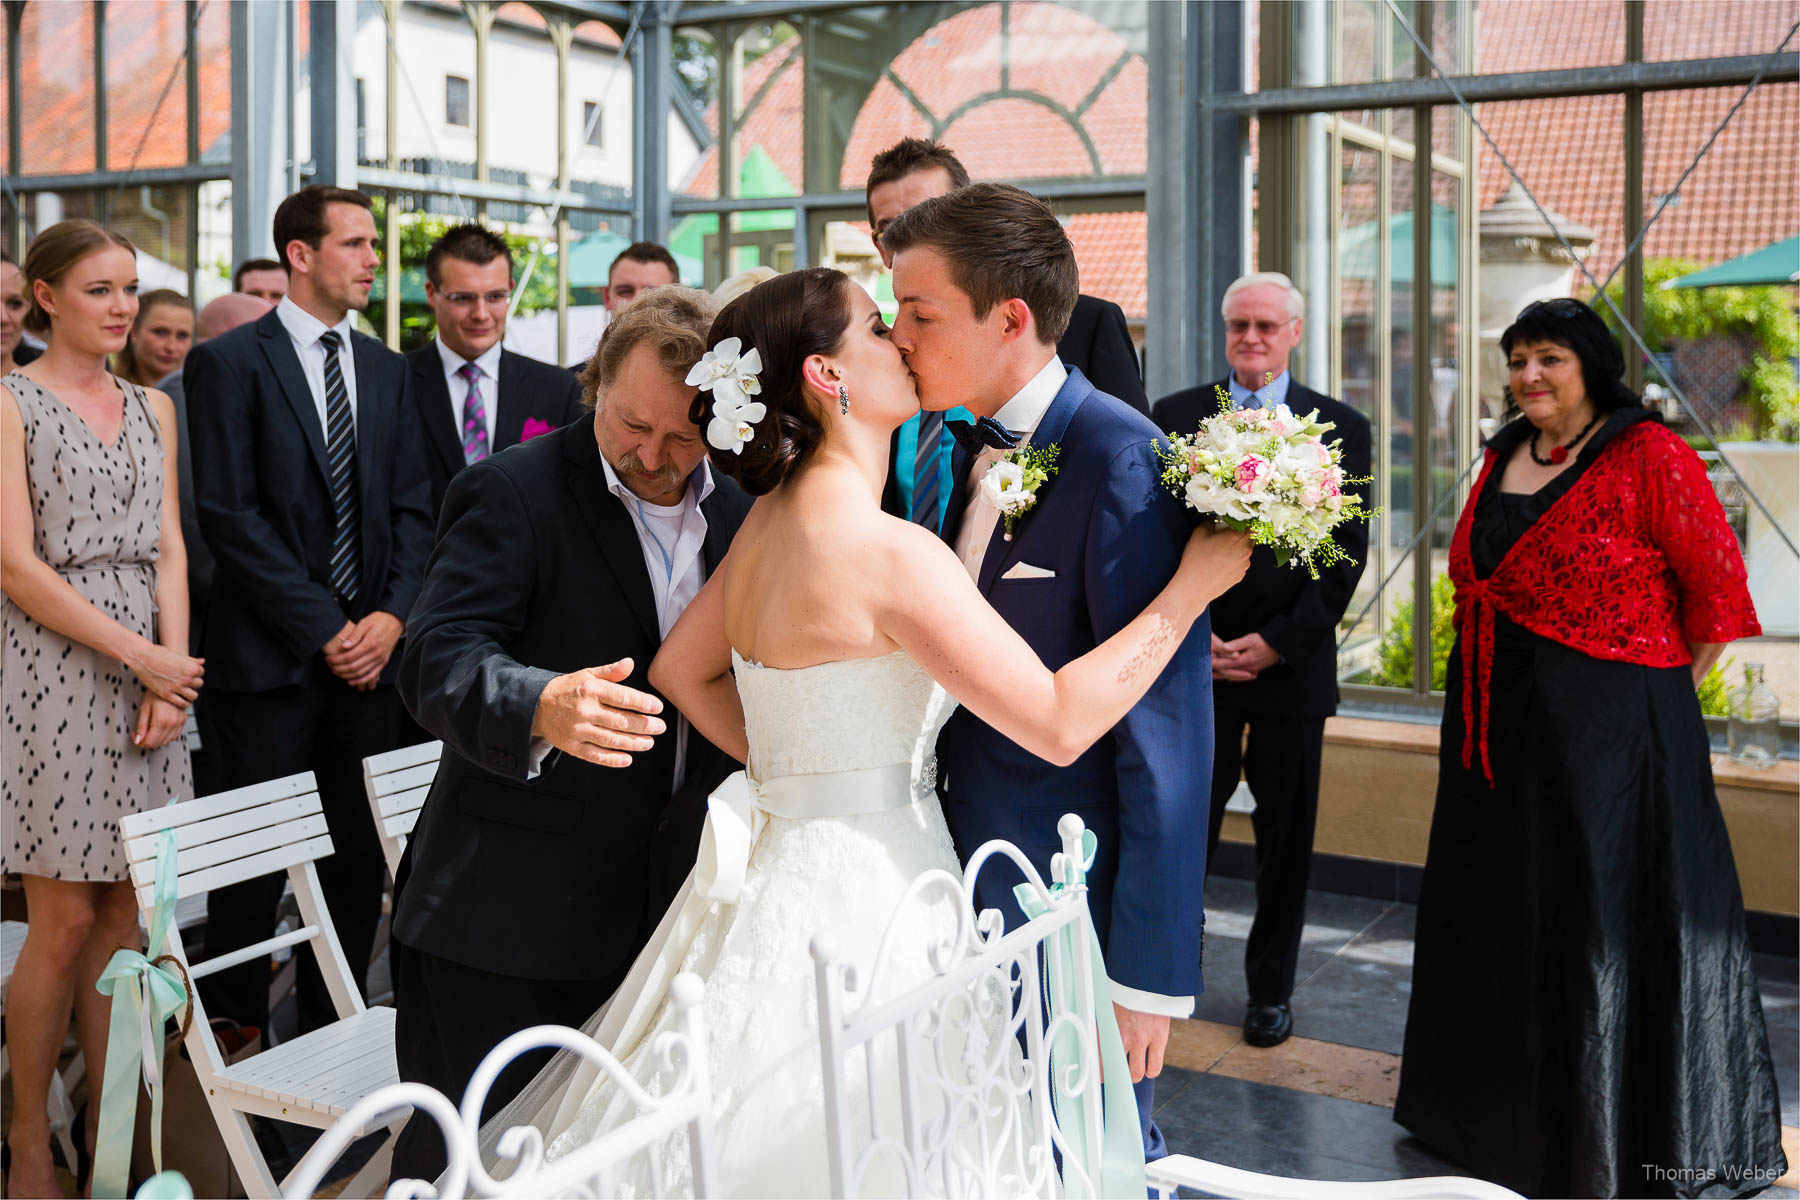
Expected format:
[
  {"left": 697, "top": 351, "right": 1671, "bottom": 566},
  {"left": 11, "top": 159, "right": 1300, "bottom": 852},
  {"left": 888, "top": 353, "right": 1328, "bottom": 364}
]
[{"left": 3, "top": 372, "right": 193, "bottom": 881}]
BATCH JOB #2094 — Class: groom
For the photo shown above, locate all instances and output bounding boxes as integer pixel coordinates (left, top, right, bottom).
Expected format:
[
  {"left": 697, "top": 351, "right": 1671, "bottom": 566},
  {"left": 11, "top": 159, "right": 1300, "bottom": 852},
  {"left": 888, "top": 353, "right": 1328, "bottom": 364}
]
[{"left": 885, "top": 184, "right": 1212, "bottom": 1159}]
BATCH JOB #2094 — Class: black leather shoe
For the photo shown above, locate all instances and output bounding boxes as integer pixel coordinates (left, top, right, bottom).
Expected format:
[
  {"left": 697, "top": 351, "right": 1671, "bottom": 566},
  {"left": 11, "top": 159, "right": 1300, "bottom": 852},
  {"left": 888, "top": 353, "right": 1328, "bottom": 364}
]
[{"left": 1244, "top": 1001, "right": 1293, "bottom": 1047}]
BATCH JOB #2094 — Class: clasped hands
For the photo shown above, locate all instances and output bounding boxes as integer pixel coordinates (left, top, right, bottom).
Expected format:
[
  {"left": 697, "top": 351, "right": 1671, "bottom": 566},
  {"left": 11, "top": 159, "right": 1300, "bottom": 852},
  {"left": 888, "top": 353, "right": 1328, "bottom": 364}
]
[
  {"left": 1212, "top": 631, "right": 1279, "bottom": 682},
  {"left": 531, "top": 658, "right": 666, "bottom": 768},
  {"left": 323, "top": 611, "right": 405, "bottom": 691}
]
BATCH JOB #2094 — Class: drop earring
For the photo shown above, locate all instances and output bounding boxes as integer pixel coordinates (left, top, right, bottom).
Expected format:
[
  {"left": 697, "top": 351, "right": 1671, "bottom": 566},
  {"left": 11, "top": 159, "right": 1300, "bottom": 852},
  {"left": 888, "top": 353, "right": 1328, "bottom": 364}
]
[{"left": 837, "top": 384, "right": 850, "bottom": 416}]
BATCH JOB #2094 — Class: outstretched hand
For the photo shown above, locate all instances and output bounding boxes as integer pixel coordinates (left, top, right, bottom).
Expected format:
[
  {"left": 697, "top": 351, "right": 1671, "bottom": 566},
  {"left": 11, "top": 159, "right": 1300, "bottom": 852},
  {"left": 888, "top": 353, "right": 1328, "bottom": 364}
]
[{"left": 532, "top": 658, "right": 667, "bottom": 768}]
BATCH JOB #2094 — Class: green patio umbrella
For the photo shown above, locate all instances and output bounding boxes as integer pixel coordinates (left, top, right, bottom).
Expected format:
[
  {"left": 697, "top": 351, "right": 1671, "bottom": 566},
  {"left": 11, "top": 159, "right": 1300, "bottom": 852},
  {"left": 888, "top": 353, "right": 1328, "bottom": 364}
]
[{"left": 1661, "top": 234, "right": 1800, "bottom": 289}]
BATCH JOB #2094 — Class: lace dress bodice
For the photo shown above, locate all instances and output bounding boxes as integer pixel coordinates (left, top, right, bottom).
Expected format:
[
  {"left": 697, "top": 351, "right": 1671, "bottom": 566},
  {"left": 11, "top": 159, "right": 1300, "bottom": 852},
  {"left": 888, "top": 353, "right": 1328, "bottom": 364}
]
[{"left": 734, "top": 649, "right": 956, "bottom": 781}]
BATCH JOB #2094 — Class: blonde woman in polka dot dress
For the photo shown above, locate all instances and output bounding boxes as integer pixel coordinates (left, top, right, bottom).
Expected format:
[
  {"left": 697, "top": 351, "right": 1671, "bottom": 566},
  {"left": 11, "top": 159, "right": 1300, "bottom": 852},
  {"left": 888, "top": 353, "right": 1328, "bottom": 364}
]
[{"left": 1, "top": 220, "right": 201, "bottom": 1197}]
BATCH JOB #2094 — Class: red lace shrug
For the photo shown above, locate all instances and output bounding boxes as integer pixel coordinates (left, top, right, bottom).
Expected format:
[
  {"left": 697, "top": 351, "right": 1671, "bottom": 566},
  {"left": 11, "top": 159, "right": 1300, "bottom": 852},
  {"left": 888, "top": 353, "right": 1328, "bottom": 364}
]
[{"left": 1449, "top": 419, "right": 1761, "bottom": 784}]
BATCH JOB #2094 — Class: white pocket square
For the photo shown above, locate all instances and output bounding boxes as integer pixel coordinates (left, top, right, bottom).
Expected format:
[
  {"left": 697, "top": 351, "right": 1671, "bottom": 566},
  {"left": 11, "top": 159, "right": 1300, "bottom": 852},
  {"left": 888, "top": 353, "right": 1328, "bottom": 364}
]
[{"left": 1001, "top": 562, "right": 1057, "bottom": 581}]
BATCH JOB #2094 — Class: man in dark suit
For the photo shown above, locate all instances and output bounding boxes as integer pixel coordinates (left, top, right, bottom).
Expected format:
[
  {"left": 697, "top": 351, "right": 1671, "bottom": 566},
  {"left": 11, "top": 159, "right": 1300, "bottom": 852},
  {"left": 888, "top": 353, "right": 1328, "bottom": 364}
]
[
  {"left": 185, "top": 185, "right": 435, "bottom": 1037},
  {"left": 408, "top": 223, "right": 584, "bottom": 521},
  {"left": 389, "top": 286, "right": 751, "bottom": 1180},
  {"left": 886, "top": 184, "right": 1232, "bottom": 1165},
  {"left": 1152, "top": 271, "right": 1372, "bottom": 1049},
  {"left": 864, "top": 138, "right": 1146, "bottom": 532}
]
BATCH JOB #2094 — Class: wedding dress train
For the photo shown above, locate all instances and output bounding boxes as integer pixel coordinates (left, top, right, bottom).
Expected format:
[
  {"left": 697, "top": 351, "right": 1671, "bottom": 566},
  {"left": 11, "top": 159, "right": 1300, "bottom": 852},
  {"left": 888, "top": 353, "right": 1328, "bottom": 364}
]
[{"left": 493, "top": 649, "right": 986, "bottom": 1197}]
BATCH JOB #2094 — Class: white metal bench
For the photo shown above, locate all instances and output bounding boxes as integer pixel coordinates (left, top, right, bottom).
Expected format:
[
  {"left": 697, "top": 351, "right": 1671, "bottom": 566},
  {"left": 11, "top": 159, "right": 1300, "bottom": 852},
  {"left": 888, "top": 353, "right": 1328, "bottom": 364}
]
[
  {"left": 283, "top": 973, "right": 717, "bottom": 1199},
  {"left": 361, "top": 741, "right": 441, "bottom": 878},
  {"left": 119, "top": 775, "right": 404, "bottom": 1199}
]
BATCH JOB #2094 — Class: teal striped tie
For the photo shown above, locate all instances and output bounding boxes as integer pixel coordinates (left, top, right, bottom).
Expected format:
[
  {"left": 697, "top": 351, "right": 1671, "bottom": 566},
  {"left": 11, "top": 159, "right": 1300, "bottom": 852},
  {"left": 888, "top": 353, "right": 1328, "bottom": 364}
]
[{"left": 911, "top": 411, "right": 943, "bottom": 532}]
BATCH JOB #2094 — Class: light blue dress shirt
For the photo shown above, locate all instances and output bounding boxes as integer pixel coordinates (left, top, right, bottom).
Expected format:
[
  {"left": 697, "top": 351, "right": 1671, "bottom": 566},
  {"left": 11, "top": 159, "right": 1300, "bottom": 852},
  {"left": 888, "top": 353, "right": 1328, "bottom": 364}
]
[{"left": 1227, "top": 369, "right": 1292, "bottom": 412}]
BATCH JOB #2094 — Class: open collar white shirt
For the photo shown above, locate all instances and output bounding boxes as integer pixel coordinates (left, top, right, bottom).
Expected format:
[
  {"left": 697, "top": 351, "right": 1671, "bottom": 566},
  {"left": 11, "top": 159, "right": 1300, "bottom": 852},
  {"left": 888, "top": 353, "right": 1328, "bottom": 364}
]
[
  {"left": 600, "top": 455, "right": 717, "bottom": 794},
  {"left": 952, "top": 355, "right": 1067, "bottom": 580},
  {"left": 276, "top": 296, "right": 358, "bottom": 431},
  {"left": 434, "top": 337, "right": 503, "bottom": 446}
]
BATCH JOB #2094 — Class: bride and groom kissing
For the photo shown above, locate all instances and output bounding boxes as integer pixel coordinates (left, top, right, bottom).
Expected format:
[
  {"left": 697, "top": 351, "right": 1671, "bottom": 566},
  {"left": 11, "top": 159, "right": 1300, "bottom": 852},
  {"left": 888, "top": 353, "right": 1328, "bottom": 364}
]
[{"left": 386, "top": 182, "right": 1252, "bottom": 1191}]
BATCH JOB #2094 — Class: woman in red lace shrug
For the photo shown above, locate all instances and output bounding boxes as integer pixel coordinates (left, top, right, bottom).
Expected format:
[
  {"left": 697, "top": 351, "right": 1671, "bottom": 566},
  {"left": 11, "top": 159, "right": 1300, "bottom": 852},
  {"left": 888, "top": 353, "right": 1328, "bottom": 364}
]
[{"left": 1393, "top": 299, "right": 1785, "bottom": 1199}]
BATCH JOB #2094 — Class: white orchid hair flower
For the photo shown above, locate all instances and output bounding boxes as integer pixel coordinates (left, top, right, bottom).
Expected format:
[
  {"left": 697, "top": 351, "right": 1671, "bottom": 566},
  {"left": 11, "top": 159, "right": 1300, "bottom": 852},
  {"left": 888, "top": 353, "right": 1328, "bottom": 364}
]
[{"left": 691, "top": 337, "right": 768, "bottom": 452}]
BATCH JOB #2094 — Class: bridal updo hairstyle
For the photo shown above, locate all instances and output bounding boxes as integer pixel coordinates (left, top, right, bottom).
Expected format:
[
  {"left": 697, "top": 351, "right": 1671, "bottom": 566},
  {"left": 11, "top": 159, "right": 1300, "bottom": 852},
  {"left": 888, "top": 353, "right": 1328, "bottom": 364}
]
[
  {"left": 695, "top": 266, "right": 855, "bottom": 496},
  {"left": 1499, "top": 297, "right": 1643, "bottom": 414}
]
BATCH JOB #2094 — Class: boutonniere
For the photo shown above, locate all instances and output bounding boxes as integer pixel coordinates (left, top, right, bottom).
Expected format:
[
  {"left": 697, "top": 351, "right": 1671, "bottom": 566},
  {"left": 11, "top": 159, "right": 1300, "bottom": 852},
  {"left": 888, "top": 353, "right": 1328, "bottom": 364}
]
[
  {"left": 520, "top": 417, "right": 556, "bottom": 443},
  {"left": 980, "top": 443, "right": 1060, "bottom": 540}
]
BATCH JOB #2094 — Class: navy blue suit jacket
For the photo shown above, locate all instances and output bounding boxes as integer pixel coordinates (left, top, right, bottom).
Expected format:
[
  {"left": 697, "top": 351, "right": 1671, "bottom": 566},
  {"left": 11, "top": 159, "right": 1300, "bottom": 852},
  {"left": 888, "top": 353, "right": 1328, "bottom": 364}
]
[
  {"left": 934, "top": 367, "right": 1212, "bottom": 1001},
  {"left": 185, "top": 308, "right": 434, "bottom": 692}
]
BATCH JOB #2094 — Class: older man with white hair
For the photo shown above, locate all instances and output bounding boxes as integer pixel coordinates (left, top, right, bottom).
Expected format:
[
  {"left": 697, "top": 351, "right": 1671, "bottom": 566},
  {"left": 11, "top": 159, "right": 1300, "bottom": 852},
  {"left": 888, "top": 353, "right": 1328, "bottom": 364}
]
[{"left": 1152, "top": 271, "right": 1372, "bottom": 1049}]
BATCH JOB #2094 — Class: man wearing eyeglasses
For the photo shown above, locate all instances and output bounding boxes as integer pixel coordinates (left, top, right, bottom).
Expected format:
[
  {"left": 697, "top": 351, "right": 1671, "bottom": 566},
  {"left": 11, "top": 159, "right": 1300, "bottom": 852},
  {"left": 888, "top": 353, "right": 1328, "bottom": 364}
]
[
  {"left": 410, "top": 223, "right": 585, "bottom": 521},
  {"left": 1152, "top": 271, "right": 1371, "bottom": 1050}
]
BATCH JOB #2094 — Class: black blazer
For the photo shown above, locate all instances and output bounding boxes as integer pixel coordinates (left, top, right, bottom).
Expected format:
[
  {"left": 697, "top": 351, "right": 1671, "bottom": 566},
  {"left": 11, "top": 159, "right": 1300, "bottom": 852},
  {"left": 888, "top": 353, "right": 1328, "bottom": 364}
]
[
  {"left": 185, "top": 308, "right": 433, "bottom": 692},
  {"left": 157, "top": 368, "right": 215, "bottom": 654},
  {"left": 879, "top": 295, "right": 1146, "bottom": 517},
  {"left": 405, "top": 340, "right": 586, "bottom": 521},
  {"left": 1060, "top": 294, "right": 1146, "bottom": 415},
  {"left": 392, "top": 419, "right": 752, "bottom": 980},
  {"left": 1152, "top": 379, "right": 1373, "bottom": 720}
]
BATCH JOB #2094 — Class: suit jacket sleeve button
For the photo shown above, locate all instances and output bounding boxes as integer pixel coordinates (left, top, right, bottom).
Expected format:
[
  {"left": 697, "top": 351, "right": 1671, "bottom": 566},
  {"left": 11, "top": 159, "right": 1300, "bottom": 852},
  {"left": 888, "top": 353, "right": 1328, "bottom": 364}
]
[{"left": 656, "top": 818, "right": 670, "bottom": 834}]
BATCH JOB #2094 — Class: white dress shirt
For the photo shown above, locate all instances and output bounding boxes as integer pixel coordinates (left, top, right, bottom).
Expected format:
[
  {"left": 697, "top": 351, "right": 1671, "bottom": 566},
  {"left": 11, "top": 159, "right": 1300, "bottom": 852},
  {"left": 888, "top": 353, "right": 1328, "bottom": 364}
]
[
  {"left": 527, "top": 455, "right": 716, "bottom": 788},
  {"left": 952, "top": 355, "right": 1067, "bottom": 579},
  {"left": 275, "top": 296, "right": 358, "bottom": 430},
  {"left": 954, "top": 355, "right": 1194, "bottom": 1020},
  {"left": 435, "top": 337, "right": 503, "bottom": 447}
]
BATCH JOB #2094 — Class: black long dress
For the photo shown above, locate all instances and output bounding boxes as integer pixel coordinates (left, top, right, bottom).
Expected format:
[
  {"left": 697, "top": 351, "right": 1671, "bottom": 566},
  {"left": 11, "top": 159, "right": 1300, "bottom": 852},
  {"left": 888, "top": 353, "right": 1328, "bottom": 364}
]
[{"left": 1394, "top": 409, "right": 1787, "bottom": 1199}]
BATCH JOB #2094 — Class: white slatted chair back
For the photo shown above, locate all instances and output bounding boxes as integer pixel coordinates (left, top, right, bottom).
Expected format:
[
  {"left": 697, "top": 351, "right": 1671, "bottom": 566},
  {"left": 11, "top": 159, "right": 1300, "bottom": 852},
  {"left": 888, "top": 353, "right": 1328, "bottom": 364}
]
[
  {"left": 811, "top": 814, "right": 1105, "bottom": 1200},
  {"left": 284, "top": 973, "right": 719, "bottom": 1199},
  {"left": 118, "top": 779, "right": 403, "bottom": 1198},
  {"left": 362, "top": 740, "right": 441, "bottom": 877}
]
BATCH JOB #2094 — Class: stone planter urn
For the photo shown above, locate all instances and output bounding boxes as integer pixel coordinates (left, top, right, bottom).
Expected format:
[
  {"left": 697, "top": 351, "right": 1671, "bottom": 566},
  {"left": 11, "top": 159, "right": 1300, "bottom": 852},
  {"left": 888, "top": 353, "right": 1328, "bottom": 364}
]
[{"left": 1717, "top": 441, "right": 1800, "bottom": 637}]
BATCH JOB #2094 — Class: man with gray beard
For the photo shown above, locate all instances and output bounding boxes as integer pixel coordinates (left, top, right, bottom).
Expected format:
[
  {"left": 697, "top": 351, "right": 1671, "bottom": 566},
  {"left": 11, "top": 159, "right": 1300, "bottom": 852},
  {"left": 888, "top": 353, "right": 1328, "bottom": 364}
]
[{"left": 389, "top": 286, "right": 752, "bottom": 1179}]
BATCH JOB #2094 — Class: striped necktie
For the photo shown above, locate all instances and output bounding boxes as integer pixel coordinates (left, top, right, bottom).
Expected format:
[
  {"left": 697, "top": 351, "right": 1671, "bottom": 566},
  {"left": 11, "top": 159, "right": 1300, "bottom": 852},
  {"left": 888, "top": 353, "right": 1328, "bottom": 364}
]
[
  {"left": 911, "top": 410, "right": 944, "bottom": 531},
  {"left": 458, "top": 361, "right": 489, "bottom": 463},
  {"left": 317, "top": 330, "right": 361, "bottom": 608}
]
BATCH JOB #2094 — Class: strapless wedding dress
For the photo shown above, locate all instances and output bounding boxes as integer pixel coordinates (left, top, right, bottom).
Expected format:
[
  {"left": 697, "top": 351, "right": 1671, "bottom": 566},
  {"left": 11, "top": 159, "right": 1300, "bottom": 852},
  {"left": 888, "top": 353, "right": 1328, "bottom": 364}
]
[{"left": 523, "top": 649, "right": 973, "bottom": 1197}]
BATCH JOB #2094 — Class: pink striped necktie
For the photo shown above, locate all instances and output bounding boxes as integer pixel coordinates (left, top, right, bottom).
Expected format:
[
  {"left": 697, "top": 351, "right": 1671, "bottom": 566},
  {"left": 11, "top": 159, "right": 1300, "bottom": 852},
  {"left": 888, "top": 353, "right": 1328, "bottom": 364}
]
[{"left": 458, "top": 361, "right": 489, "bottom": 464}]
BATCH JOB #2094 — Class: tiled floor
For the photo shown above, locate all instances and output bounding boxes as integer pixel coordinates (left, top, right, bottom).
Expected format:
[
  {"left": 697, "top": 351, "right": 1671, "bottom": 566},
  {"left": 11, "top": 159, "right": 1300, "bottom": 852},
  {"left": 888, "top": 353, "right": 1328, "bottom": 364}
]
[{"left": 1157, "top": 875, "right": 1800, "bottom": 1197}]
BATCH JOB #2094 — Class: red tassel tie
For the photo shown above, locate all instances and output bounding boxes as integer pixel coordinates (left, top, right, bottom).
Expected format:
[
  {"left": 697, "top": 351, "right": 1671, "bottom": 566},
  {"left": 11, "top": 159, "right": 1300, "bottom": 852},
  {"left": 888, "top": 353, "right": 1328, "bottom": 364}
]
[{"left": 1455, "top": 578, "right": 1497, "bottom": 788}]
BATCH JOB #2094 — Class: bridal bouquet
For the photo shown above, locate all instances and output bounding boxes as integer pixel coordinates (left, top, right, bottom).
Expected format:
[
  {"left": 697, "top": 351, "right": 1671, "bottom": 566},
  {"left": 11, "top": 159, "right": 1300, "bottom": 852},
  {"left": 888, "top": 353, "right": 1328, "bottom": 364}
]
[{"left": 1157, "top": 385, "right": 1374, "bottom": 578}]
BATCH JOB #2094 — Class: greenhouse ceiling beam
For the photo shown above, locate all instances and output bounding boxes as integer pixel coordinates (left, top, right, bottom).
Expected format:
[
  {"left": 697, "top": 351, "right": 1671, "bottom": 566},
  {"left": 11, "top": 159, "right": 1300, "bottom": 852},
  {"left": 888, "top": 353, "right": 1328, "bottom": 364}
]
[
  {"left": 8, "top": 164, "right": 230, "bottom": 192},
  {"left": 669, "top": 1, "right": 870, "bottom": 23},
  {"left": 1219, "top": 51, "right": 1798, "bottom": 114},
  {"left": 533, "top": 0, "right": 630, "bottom": 23},
  {"left": 667, "top": 176, "right": 1150, "bottom": 216},
  {"left": 353, "top": 167, "right": 622, "bottom": 212}
]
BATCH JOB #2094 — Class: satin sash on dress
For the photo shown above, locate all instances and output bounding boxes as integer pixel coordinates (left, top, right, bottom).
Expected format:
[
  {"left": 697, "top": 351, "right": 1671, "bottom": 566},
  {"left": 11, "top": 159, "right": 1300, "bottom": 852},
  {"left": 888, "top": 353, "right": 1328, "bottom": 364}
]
[{"left": 546, "top": 760, "right": 924, "bottom": 1133}]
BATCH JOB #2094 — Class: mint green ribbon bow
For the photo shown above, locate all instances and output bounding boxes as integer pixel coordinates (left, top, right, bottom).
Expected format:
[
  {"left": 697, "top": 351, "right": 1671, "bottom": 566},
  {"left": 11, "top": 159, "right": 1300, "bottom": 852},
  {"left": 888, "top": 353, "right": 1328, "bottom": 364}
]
[
  {"left": 1013, "top": 830, "right": 1148, "bottom": 1200},
  {"left": 134, "top": 1170, "right": 194, "bottom": 1198},
  {"left": 92, "top": 820, "right": 190, "bottom": 1199}
]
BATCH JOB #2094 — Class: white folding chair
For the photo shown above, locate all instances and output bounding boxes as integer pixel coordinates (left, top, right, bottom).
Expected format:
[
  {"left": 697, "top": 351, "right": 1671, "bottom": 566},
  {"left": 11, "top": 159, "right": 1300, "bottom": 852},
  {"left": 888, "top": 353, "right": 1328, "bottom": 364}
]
[
  {"left": 118, "top": 775, "right": 405, "bottom": 1199},
  {"left": 283, "top": 973, "right": 718, "bottom": 1199},
  {"left": 0, "top": 920, "right": 81, "bottom": 1171},
  {"left": 361, "top": 741, "right": 441, "bottom": 878}
]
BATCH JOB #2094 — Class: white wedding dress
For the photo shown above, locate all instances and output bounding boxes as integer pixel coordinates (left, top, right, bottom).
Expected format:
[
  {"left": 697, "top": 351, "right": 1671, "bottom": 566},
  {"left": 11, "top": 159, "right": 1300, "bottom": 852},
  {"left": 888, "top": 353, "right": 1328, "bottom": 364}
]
[{"left": 506, "top": 649, "right": 980, "bottom": 1197}]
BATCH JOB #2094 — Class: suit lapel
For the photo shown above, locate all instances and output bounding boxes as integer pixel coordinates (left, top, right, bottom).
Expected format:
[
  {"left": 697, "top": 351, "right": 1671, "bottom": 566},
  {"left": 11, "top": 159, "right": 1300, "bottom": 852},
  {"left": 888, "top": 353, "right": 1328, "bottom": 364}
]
[
  {"left": 257, "top": 314, "right": 331, "bottom": 486},
  {"left": 351, "top": 335, "right": 392, "bottom": 557},
  {"left": 974, "top": 368, "right": 1093, "bottom": 595},
  {"left": 412, "top": 344, "right": 464, "bottom": 476},
  {"left": 493, "top": 349, "right": 529, "bottom": 451},
  {"left": 563, "top": 427, "right": 660, "bottom": 642}
]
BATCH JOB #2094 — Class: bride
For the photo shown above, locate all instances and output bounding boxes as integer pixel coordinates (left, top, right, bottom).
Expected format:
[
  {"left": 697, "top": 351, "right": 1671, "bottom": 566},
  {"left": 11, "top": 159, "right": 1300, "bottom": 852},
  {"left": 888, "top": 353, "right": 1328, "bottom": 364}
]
[{"left": 486, "top": 267, "right": 1249, "bottom": 1196}]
